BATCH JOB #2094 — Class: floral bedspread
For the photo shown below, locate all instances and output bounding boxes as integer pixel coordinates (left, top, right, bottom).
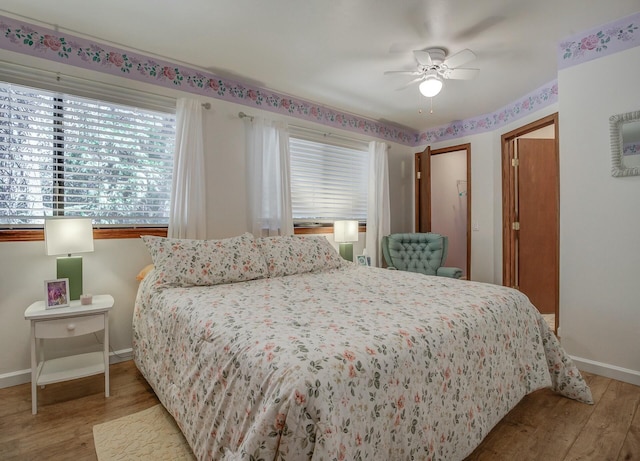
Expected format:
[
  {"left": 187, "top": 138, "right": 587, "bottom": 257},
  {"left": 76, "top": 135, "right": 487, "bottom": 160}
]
[{"left": 133, "top": 265, "right": 592, "bottom": 461}]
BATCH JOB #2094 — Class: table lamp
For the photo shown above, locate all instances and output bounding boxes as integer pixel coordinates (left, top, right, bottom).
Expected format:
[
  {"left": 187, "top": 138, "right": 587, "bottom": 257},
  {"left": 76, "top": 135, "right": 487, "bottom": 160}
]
[
  {"left": 333, "top": 220, "right": 358, "bottom": 261},
  {"left": 44, "top": 217, "right": 94, "bottom": 301}
]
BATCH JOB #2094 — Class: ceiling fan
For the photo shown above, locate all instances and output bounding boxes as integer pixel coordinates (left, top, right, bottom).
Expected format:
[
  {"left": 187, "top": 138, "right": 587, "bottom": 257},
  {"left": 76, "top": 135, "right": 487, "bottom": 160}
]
[{"left": 385, "top": 48, "right": 479, "bottom": 97}]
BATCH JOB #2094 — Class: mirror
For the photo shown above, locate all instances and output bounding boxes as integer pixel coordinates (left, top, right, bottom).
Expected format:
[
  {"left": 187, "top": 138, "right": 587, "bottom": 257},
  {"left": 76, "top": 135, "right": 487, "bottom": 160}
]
[{"left": 610, "top": 110, "right": 640, "bottom": 177}]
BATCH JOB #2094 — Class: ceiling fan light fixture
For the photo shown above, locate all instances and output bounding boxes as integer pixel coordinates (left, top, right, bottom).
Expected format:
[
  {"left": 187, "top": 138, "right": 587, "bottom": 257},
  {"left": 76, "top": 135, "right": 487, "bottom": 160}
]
[{"left": 419, "top": 75, "right": 443, "bottom": 98}]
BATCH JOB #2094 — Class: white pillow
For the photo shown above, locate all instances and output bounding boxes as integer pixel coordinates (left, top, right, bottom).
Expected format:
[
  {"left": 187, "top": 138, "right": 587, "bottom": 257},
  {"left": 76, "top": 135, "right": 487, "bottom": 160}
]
[
  {"left": 257, "top": 235, "right": 347, "bottom": 277},
  {"left": 142, "top": 233, "right": 267, "bottom": 287}
]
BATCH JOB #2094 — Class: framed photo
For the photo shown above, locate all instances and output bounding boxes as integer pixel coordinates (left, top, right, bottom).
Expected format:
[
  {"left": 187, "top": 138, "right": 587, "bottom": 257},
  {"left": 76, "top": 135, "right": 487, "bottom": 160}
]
[
  {"left": 356, "top": 255, "right": 370, "bottom": 266},
  {"left": 44, "top": 278, "right": 70, "bottom": 309}
]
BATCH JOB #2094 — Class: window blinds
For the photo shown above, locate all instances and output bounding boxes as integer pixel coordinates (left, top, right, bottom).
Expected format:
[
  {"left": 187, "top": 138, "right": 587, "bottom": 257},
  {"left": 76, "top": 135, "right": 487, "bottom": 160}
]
[
  {"left": 0, "top": 81, "right": 176, "bottom": 227},
  {"left": 289, "top": 136, "right": 368, "bottom": 223}
]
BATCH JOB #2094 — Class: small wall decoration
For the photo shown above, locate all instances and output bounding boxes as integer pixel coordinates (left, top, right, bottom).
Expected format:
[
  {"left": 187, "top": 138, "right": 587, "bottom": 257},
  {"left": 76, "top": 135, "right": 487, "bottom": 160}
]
[
  {"left": 356, "top": 255, "right": 370, "bottom": 266},
  {"left": 610, "top": 110, "right": 640, "bottom": 177},
  {"left": 44, "top": 278, "right": 70, "bottom": 309}
]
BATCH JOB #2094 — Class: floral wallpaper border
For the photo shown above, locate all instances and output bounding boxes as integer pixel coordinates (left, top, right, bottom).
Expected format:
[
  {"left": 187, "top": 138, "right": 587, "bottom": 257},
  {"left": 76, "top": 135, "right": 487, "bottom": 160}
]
[
  {"left": 415, "top": 81, "right": 558, "bottom": 145},
  {"left": 0, "top": 14, "right": 415, "bottom": 145},
  {"left": 0, "top": 12, "right": 636, "bottom": 147},
  {"left": 558, "top": 11, "right": 639, "bottom": 69}
]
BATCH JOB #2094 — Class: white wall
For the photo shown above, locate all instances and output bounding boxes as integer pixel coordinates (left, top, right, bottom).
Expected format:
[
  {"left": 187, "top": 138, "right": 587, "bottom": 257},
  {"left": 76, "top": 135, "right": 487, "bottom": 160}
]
[
  {"left": 422, "top": 104, "right": 560, "bottom": 285},
  {"left": 0, "top": 238, "right": 151, "bottom": 385},
  {"left": 430, "top": 150, "right": 467, "bottom": 276},
  {"left": 0, "top": 51, "right": 415, "bottom": 386},
  {"left": 421, "top": 132, "right": 495, "bottom": 283},
  {"left": 419, "top": 47, "right": 640, "bottom": 385},
  {"left": 558, "top": 46, "right": 640, "bottom": 384}
]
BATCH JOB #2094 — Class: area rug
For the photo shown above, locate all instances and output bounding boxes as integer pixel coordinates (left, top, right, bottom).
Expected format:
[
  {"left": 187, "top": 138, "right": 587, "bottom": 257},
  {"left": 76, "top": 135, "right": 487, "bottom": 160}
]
[{"left": 93, "top": 404, "right": 195, "bottom": 461}]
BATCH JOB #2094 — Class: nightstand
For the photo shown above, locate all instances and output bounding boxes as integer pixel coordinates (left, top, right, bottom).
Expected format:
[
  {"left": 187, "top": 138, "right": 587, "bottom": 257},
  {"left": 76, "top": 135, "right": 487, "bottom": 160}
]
[{"left": 24, "top": 294, "right": 114, "bottom": 414}]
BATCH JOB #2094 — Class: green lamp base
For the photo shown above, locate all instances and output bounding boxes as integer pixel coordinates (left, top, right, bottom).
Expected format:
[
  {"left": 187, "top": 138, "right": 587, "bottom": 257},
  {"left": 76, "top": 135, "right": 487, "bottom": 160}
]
[
  {"left": 338, "top": 243, "right": 354, "bottom": 262},
  {"left": 57, "top": 256, "right": 83, "bottom": 301}
]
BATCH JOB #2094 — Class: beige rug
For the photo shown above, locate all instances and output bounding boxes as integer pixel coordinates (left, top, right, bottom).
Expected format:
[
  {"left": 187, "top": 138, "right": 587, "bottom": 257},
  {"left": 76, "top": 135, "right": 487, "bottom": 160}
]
[{"left": 93, "top": 404, "right": 195, "bottom": 461}]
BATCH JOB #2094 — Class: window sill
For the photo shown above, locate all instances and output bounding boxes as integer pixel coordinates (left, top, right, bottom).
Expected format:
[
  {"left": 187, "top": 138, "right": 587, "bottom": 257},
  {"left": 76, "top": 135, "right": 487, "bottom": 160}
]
[
  {"left": 2, "top": 226, "right": 364, "bottom": 241},
  {"left": 294, "top": 225, "right": 366, "bottom": 235},
  {"left": 0, "top": 228, "right": 168, "bottom": 242}
]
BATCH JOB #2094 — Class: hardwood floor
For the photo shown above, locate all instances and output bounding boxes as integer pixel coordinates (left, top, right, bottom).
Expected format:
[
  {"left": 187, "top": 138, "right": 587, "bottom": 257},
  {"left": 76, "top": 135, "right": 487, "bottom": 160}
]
[
  {"left": 465, "top": 372, "right": 640, "bottom": 460},
  {"left": 0, "top": 360, "right": 638, "bottom": 460},
  {"left": 0, "top": 360, "right": 159, "bottom": 461}
]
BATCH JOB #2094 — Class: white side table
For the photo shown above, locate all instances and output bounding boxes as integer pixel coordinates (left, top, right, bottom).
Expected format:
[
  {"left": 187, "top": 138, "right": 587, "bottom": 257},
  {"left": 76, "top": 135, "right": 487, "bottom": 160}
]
[{"left": 24, "top": 294, "right": 114, "bottom": 414}]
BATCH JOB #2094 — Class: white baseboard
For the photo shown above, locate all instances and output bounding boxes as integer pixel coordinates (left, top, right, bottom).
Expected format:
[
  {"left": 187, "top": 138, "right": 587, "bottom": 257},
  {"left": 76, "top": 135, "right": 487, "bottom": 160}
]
[
  {"left": 109, "top": 347, "right": 134, "bottom": 364},
  {"left": 0, "top": 368, "right": 32, "bottom": 389},
  {"left": 571, "top": 355, "right": 640, "bottom": 387},
  {"left": 0, "top": 348, "right": 133, "bottom": 389}
]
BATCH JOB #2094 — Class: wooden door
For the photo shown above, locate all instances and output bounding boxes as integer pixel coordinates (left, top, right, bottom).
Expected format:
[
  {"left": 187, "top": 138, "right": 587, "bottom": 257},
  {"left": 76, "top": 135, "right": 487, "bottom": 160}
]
[
  {"left": 415, "top": 147, "right": 431, "bottom": 232},
  {"left": 516, "top": 139, "right": 558, "bottom": 314}
]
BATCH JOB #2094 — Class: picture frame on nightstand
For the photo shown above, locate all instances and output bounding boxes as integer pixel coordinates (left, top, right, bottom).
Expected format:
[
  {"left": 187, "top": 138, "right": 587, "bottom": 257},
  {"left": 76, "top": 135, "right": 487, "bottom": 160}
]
[
  {"left": 356, "top": 255, "right": 370, "bottom": 266},
  {"left": 44, "top": 278, "right": 70, "bottom": 309}
]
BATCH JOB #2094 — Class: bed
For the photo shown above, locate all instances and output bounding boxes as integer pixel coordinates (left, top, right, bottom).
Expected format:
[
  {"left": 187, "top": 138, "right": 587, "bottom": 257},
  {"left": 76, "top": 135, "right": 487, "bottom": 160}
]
[{"left": 133, "top": 233, "right": 592, "bottom": 461}]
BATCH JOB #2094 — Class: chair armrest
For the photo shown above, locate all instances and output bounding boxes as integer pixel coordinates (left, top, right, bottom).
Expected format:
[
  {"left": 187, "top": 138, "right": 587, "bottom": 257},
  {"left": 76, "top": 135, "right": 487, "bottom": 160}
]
[
  {"left": 381, "top": 235, "right": 395, "bottom": 269},
  {"left": 436, "top": 266, "right": 463, "bottom": 279}
]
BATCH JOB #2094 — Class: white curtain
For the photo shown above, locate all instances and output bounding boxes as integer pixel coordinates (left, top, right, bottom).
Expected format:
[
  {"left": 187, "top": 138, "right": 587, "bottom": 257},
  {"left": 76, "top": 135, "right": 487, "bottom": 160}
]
[
  {"left": 366, "top": 141, "right": 391, "bottom": 267},
  {"left": 168, "top": 98, "right": 207, "bottom": 239},
  {"left": 246, "top": 117, "right": 294, "bottom": 237}
]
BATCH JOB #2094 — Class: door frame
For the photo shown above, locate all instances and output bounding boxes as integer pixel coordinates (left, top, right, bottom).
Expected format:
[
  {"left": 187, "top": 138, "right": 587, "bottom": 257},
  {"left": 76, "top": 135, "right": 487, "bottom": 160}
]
[
  {"left": 415, "top": 143, "right": 471, "bottom": 279},
  {"left": 501, "top": 113, "right": 559, "bottom": 329}
]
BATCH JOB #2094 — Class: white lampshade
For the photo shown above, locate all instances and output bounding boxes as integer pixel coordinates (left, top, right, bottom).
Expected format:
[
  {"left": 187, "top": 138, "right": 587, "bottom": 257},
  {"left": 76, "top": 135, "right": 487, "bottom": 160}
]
[
  {"left": 333, "top": 220, "right": 359, "bottom": 243},
  {"left": 45, "top": 217, "right": 94, "bottom": 256},
  {"left": 419, "top": 76, "right": 443, "bottom": 98}
]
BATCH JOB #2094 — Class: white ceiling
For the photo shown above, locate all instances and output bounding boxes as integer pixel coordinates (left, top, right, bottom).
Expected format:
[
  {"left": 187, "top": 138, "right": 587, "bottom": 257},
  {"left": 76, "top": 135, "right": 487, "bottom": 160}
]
[{"left": 1, "top": 1, "right": 639, "bottom": 132}]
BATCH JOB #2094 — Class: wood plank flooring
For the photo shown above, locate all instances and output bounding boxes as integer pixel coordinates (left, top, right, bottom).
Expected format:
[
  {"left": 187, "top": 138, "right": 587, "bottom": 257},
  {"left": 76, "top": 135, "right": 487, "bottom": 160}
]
[{"left": 0, "top": 360, "right": 638, "bottom": 460}]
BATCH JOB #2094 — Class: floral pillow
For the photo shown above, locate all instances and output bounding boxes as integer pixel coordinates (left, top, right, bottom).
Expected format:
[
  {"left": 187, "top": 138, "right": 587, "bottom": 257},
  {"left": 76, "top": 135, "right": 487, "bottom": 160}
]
[
  {"left": 141, "top": 233, "right": 268, "bottom": 288},
  {"left": 257, "top": 235, "right": 348, "bottom": 277}
]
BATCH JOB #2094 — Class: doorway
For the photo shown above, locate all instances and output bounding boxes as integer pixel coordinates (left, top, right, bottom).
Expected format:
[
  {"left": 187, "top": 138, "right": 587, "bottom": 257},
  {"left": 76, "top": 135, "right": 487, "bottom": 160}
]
[
  {"left": 501, "top": 113, "right": 559, "bottom": 331},
  {"left": 415, "top": 143, "right": 471, "bottom": 279}
]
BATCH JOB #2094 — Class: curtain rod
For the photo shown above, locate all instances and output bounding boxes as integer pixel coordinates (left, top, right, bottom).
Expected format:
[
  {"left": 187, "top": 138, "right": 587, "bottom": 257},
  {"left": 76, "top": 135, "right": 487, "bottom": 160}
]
[
  {"left": 0, "top": 59, "right": 176, "bottom": 112},
  {"left": 237, "top": 111, "right": 389, "bottom": 149},
  {"left": 289, "top": 124, "right": 371, "bottom": 149},
  {"left": 1, "top": 59, "right": 214, "bottom": 112}
]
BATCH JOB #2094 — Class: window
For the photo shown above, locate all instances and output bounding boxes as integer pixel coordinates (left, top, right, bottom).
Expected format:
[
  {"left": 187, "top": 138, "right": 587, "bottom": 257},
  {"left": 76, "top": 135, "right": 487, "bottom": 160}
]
[
  {"left": 0, "top": 81, "right": 175, "bottom": 229},
  {"left": 289, "top": 135, "right": 368, "bottom": 225}
]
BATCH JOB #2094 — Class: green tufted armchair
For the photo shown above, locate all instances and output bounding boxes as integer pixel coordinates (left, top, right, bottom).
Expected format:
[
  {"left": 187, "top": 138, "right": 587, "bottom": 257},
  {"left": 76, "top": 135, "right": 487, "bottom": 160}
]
[{"left": 381, "top": 233, "right": 463, "bottom": 279}]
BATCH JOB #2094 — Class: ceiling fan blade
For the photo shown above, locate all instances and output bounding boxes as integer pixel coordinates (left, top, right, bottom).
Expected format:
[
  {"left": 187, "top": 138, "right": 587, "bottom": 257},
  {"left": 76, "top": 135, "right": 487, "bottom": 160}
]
[
  {"left": 384, "top": 70, "right": 422, "bottom": 76},
  {"left": 443, "top": 49, "right": 476, "bottom": 69},
  {"left": 396, "top": 76, "right": 425, "bottom": 90},
  {"left": 453, "top": 16, "right": 504, "bottom": 41},
  {"left": 445, "top": 68, "right": 480, "bottom": 80},
  {"left": 413, "top": 50, "right": 432, "bottom": 66}
]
